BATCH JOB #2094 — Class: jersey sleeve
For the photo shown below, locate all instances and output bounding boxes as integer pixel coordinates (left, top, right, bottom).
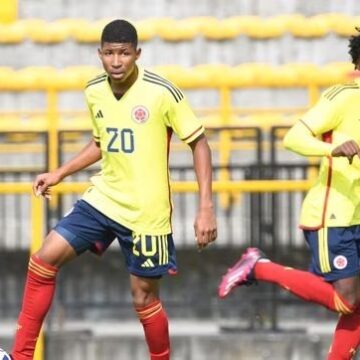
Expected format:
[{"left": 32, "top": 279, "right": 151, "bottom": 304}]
[
  {"left": 283, "top": 86, "right": 345, "bottom": 157},
  {"left": 165, "top": 94, "right": 204, "bottom": 144},
  {"left": 300, "top": 86, "right": 342, "bottom": 135},
  {"left": 283, "top": 121, "right": 335, "bottom": 156},
  {"left": 85, "top": 95, "right": 100, "bottom": 143}
]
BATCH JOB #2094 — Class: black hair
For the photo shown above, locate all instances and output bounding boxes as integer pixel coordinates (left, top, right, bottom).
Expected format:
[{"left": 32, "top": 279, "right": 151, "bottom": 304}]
[
  {"left": 101, "top": 19, "right": 138, "bottom": 48},
  {"left": 348, "top": 27, "right": 360, "bottom": 66}
]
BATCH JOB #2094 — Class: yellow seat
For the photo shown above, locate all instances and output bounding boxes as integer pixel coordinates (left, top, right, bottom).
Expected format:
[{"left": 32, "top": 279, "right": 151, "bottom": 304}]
[
  {"left": 69, "top": 65, "right": 103, "bottom": 84},
  {"left": 13, "top": 67, "right": 57, "bottom": 90},
  {"left": 200, "top": 17, "right": 240, "bottom": 40},
  {"left": 135, "top": 18, "right": 158, "bottom": 42},
  {"left": 288, "top": 14, "right": 330, "bottom": 37},
  {"left": 156, "top": 17, "right": 199, "bottom": 41},
  {"left": 0, "top": 22, "right": 25, "bottom": 43},
  {"left": 53, "top": 66, "right": 102, "bottom": 90},
  {"left": 20, "top": 19, "right": 71, "bottom": 43},
  {"left": 193, "top": 64, "right": 232, "bottom": 87},
  {"left": 226, "top": 16, "right": 258, "bottom": 36},
  {"left": 0, "top": 0, "right": 17, "bottom": 23},
  {"left": 55, "top": 18, "right": 87, "bottom": 32},
  {"left": 224, "top": 65, "right": 256, "bottom": 88},
  {"left": 152, "top": 65, "right": 193, "bottom": 88},
  {"left": 239, "top": 16, "right": 288, "bottom": 39},
  {"left": 232, "top": 63, "right": 276, "bottom": 87},
  {"left": 315, "top": 13, "right": 357, "bottom": 37},
  {"left": 268, "top": 65, "right": 300, "bottom": 87},
  {"left": 0, "top": 67, "right": 17, "bottom": 90},
  {"left": 279, "top": 63, "right": 320, "bottom": 86},
  {"left": 321, "top": 62, "right": 354, "bottom": 85},
  {"left": 72, "top": 19, "right": 103, "bottom": 43}
]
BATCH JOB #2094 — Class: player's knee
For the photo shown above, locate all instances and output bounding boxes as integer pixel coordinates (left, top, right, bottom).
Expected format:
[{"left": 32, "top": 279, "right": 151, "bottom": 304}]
[
  {"left": 33, "top": 232, "right": 76, "bottom": 267},
  {"left": 131, "top": 288, "right": 158, "bottom": 308},
  {"left": 334, "top": 278, "right": 360, "bottom": 312},
  {"left": 341, "top": 293, "right": 359, "bottom": 310},
  {"left": 32, "top": 248, "right": 51, "bottom": 264},
  {"left": 33, "top": 247, "right": 61, "bottom": 268},
  {"left": 336, "top": 290, "right": 359, "bottom": 312}
]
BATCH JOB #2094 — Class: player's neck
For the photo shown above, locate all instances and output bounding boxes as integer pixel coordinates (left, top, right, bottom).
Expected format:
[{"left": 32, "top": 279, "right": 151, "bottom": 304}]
[{"left": 108, "top": 66, "right": 138, "bottom": 99}]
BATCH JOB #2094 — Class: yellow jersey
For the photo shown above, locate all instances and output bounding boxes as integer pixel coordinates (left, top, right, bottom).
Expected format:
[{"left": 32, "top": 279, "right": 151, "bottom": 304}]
[
  {"left": 285, "top": 80, "right": 360, "bottom": 229},
  {"left": 82, "top": 67, "right": 204, "bottom": 235}
]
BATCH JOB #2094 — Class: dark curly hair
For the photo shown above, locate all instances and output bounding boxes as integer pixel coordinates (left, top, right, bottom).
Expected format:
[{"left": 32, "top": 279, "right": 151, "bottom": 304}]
[
  {"left": 348, "top": 27, "right": 360, "bottom": 67},
  {"left": 101, "top": 19, "right": 138, "bottom": 48}
]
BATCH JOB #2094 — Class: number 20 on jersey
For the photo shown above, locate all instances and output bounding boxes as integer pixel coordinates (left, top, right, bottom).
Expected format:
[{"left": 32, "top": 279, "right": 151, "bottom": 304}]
[{"left": 106, "top": 127, "right": 135, "bottom": 153}]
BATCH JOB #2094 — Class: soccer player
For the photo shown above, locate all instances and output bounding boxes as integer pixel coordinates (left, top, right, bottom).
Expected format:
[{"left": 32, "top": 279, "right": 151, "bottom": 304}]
[
  {"left": 218, "top": 29, "right": 360, "bottom": 360},
  {"left": 11, "top": 19, "right": 217, "bottom": 360}
]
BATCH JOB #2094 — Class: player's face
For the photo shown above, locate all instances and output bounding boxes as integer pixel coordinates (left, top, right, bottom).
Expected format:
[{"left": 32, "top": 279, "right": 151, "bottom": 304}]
[{"left": 98, "top": 42, "right": 141, "bottom": 83}]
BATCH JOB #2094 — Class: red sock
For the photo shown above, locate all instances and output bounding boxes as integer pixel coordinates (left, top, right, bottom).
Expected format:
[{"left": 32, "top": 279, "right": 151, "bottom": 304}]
[
  {"left": 11, "top": 255, "right": 58, "bottom": 360},
  {"left": 327, "top": 308, "right": 360, "bottom": 360},
  {"left": 254, "top": 261, "right": 354, "bottom": 314},
  {"left": 136, "top": 300, "right": 170, "bottom": 360}
]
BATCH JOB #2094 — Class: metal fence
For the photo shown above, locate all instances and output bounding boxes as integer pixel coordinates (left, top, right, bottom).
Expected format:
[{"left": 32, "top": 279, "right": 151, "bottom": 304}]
[{"left": 0, "top": 125, "right": 326, "bottom": 330}]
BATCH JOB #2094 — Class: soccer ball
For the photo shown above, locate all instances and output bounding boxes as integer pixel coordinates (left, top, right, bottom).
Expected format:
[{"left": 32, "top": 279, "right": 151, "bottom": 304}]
[{"left": 0, "top": 349, "right": 11, "bottom": 360}]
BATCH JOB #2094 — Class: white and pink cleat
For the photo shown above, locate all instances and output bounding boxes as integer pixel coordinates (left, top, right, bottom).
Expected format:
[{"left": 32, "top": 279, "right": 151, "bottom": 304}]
[{"left": 218, "top": 247, "right": 267, "bottom": 298}]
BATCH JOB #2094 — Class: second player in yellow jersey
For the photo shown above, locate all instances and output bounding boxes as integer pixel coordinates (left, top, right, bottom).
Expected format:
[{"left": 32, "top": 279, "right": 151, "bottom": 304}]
[{"left": 284, "top": 80, "right": 360, "bottom": 229}]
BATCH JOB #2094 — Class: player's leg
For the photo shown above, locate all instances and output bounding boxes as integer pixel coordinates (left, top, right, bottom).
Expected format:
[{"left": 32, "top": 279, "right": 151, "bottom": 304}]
[
  {"left": 116, "top": 230, "right": 177, "bottom": 360},
  {"left": 11, "top": 230, "right": 76, "bottom": 360},
  {"left": 218, "top": 247, "right": 353, "bottom": 312},
  {"left": 12, "top": 200, "right": 115, "bottom": 360},
  {"left": 218, "top": 227, "right": 357, "bottom": 314},
  {"left": 327, "top": 227, "right": 360, "bottom": 360},
  {"left": 327, "top": 276, "right": 360, "bottom": 359},
  {"left": 130, "top": 275, "right": 170, "bottom": 360}
]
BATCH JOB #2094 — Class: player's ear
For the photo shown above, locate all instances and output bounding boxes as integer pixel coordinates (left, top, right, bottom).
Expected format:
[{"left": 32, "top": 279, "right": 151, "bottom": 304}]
[
  {"left": 98, "top": 48, "right": 103, "bottom": 60},
  {"left": 135, "top": 47, "right": 141, "bottom": 60}
]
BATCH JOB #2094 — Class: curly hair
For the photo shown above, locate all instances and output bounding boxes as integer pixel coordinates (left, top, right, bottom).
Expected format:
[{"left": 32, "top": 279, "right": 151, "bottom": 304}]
[{"left": 348, "top": 27, "right": 360, "bottom": 67}]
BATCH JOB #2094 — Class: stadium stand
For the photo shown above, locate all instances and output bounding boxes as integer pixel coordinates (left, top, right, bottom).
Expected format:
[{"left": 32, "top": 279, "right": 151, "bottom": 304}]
[{"left": 1, "top": 15, "right": 360, "bottom": 43}]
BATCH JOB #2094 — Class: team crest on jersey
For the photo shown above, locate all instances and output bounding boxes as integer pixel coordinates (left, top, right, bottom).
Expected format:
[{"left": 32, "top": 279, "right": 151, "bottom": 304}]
[
  {"left": 333, "top": 255, "right": 347, "bottom": 270},
  {"left": 132, "top": 106, "right": 149, "bottom": 124}
]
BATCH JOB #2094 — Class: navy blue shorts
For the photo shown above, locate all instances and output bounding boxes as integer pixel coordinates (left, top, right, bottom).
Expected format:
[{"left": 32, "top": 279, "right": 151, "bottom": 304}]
[
  {"left": 54, "top": 200, "right": 177, "bottom": 278},
  {"left": 304, "top": 225, "right": 360, "bottom": 282}
]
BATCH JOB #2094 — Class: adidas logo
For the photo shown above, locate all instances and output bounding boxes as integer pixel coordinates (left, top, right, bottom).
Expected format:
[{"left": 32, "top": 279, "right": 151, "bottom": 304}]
[
  {"left": 95, "top": 110, "right": 104, "bottom": 119},
  {"left": 330, "top": 213, "right": 336, "bottom": 220},
  {"left": 141, "top": 259, "right": 155, "bottom": 268}
]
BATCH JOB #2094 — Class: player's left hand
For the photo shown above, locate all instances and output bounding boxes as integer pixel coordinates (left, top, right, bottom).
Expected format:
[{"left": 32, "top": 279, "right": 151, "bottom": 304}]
[
  {"left": 331, "top": 140, "right": 360, "bottom": 164},
  {"left": 194, "top": 207, "right": 217, "bottom": 251}
]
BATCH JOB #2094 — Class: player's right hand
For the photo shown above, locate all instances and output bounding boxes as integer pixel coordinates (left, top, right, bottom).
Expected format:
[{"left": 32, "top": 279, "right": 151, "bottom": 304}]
[
  {"left": 331, "top": 140, "right": 360, "bottom": 164},
  {"left": 33, "top": 171, "right": 62, "bottom": 199}
]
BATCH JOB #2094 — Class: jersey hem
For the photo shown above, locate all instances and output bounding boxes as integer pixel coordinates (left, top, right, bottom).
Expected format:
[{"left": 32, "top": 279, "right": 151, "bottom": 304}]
[
  {"left": 82, "top": 196, "right": 172, "bottom": 236},
  {"left": 300, "top": 221, "right": 360, "bottom": 230}
]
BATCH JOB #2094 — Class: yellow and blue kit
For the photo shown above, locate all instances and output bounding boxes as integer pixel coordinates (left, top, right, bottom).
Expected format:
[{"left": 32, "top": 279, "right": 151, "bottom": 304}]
[
  {"left": 284, "top": 80, "right": 360, "bottom": 280},
  {"left": 55, "top": 67, "right": 204, "bottom": 277}
]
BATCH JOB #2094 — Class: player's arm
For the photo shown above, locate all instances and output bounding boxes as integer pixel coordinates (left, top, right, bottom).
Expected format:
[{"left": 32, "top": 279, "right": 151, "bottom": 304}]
[
  {"left": 284, "top": 120, "right": 360, "bottom": 163},
  {"left": 189, "top": 134, "right": 217, "bottom": 250},
  {"left": 34, "top": 139, "right": 101, "bottom": 197},
  {"left": 163, "top": 84, "right": 217, "bottom": 248},
  {"left": 283, "top": 120, "right": 336, "bottom": 157}
]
